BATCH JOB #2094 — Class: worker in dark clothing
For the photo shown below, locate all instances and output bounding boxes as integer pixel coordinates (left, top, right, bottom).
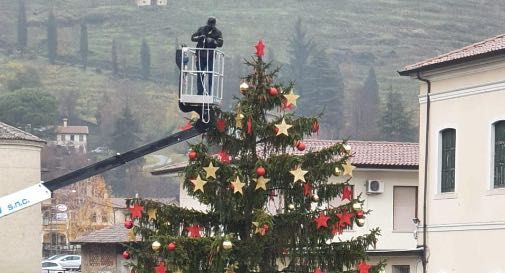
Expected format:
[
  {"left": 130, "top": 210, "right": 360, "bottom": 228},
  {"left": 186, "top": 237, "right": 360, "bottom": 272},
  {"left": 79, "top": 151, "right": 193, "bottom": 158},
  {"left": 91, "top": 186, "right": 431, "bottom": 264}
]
[{"left": 191, "top": 17, "right": 223, "bottom": 95}]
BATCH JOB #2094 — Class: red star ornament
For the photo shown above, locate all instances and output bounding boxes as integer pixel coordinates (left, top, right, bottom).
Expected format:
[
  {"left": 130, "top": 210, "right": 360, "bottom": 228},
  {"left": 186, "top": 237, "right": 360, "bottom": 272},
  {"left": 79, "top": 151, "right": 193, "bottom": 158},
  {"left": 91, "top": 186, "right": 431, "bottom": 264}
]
[
  {"left": 303, "top": 182, "right": 312, "bottom": 197},
  {"left": 336, "top": 212, "right": 353, "bottom": 227},
  {"left": 217, "top": 149, "right": 231, "bottom": 164},
  {"left": 154, "top": 262, "right": 166, "bottom": 273},
  {"left": 314, "top": 212, "right": 330, "bottom": 230},
  {"left": 128, "top": 203, "right": 144, "bottom": 219},
  {"left": 313, "top": 267, "right": 324, "bottom": 273},
  {"left": 357, "top": 261, "right": 372, "bottom": 273},
  {"left": 255, "top": 40, "right": 265, "bottom": 57},
  {"left": 186, "top": 224, "right": 202, "bottom": 238},
  {"left": 179, "top": 121, "right": 192, "bottom": 131},
  {"left": 341, "top": 185, "right": 353, "bottom": 201}
]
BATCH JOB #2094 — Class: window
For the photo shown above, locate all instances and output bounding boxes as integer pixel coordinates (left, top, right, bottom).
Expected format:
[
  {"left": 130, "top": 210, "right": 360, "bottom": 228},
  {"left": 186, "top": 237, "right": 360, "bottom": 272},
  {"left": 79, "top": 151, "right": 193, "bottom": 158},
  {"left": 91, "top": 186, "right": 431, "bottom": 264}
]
[
  {"left": 441, "top": 129, "right": 456, "bottom": 193},
  {"left": 393, "top": 186, "right": 417, "bottom": 231},
  {"left": 102, "top": 215, "right": 108, "bottom": 223},
  {"left": 70, "top": 135, "right": 75, "bottom": 141},
  {"left": 79, "top": 135, "right": 84, "bottom": 142},
  {"left": 392, "top": 265, "right": 410, "bottom": 273},
  {"left": 91, "top": 212, "right": 97, "bottom": 223},
  {"left": 494, "top": 121, "right": 505, "bottom": 188}
]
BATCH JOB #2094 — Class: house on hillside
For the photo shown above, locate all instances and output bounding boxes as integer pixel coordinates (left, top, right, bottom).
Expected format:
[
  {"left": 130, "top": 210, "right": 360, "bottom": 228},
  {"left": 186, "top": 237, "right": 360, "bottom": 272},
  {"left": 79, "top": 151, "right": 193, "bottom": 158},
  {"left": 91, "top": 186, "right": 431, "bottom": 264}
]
[
  {"left": 399, "top": 33, "right": 505, "bottom": 273},
  {"left": 56, "top": 118, "right": 89, "bottom": 153},
  {"left": 152, "top": 140, "right": 422, "bottom": 273}
]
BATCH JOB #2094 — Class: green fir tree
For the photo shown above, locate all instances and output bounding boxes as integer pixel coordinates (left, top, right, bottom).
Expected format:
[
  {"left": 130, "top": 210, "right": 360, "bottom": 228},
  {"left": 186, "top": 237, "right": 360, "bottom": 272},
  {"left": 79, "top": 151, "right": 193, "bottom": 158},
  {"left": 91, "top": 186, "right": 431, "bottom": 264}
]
[
  {"left": 79, "top": 22, "right": 88, "bottom": 70},
  {"left": 47, "top": 11, "right": 58, "bottom": 64},
  {"left": 140, "top": 38, "right": 151, "bottom": 80},
  {"left": 17, "top": 0, "right": 28, "bottom": 52},
  {"left": 350, "top": 67, "right": 380, "bottom": 140},
  {"left": 111, "top": 39, "right": 119, "bottom": 76},
  {"left": 379, "top": 88, "right": 417, "bottom": 142},
  {"left": 126, "top": 44, "right": 382, "bottom": 273}
]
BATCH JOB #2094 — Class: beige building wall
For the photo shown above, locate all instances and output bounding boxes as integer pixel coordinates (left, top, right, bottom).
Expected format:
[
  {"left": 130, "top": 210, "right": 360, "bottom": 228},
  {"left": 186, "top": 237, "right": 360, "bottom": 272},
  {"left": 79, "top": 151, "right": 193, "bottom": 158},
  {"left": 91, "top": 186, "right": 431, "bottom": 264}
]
[
  {"left": 0, "top": 141, "right": 44, "bottom": 273},
  {"left": 417, "top": 56, "right": 505, "bottom": 273}
]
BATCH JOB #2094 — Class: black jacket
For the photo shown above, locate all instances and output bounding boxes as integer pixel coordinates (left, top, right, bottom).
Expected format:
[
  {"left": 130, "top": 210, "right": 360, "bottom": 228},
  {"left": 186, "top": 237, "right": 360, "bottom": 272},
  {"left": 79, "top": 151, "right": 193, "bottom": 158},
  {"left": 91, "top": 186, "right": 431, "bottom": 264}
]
[{"left": 191, "top": 25, "right": 223, "bottom": 49}]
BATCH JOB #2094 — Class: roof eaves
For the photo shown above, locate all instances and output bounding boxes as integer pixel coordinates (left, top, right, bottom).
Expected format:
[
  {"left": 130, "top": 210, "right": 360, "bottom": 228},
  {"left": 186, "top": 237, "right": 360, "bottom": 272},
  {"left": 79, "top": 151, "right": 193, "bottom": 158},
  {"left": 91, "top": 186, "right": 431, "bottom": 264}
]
[{"left": 398, "top": 47, "right": 505, "bottom": 76}]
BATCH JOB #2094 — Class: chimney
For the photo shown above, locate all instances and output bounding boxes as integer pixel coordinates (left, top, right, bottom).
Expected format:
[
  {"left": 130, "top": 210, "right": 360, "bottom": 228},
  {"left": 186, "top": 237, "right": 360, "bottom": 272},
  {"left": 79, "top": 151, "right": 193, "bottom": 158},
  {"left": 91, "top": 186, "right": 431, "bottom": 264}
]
[{"left": 63, "top": 118, "right": 68, "bottom": 127}]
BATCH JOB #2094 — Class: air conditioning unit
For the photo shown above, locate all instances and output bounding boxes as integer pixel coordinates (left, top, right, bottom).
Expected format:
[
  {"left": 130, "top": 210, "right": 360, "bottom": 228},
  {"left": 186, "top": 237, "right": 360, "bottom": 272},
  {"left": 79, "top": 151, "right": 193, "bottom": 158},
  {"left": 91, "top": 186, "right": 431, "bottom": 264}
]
[{"left": 366, "top": 180, "right": 384, "bottom": 194}]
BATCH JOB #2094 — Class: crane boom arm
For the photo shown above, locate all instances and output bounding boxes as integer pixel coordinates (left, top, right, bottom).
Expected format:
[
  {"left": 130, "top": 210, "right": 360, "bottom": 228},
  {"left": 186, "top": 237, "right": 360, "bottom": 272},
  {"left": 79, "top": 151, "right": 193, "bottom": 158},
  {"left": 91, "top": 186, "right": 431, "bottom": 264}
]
[{"left": 0, "top": 123, "right": 209, "bottom": 219}]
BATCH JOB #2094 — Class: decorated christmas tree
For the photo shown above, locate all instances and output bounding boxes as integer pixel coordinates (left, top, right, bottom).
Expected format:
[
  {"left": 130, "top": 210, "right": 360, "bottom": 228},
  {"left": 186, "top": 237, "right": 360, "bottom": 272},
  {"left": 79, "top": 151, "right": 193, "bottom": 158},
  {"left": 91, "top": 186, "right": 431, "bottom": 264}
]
[{"left": 124, "top": 41, "right": 381, "bottom": 273}]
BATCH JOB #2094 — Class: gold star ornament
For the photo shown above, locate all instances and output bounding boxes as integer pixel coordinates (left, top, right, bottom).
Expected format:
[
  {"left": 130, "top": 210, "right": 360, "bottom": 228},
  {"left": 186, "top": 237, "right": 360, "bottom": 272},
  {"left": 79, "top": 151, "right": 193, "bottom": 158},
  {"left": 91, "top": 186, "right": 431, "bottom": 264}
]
[
  {"left": 231, "top": 176, "right": 246, "bottom": 195},
  {"left": 191, "top": 175, "right": 207, "bottom": 193},
  {"left": 275, "top": 118, "right": 292, "bottom": 136},
  {"left": 255, "top": 176, "right": 270, "bottom": 191},
  {"left": 342, "top": 161, "right": 355, "bottom": 177},
  {"left": 283, "top": 91, "right": 299, "bottom": 106},
  {"left": 290, "top": 166, "right": 308, "bottom": 183},
  {"left": 147, "top": 208, "right": 157, "bottom": 221},
  {"left": 203, "top": 162, "right": 219, "bottom": 179}
]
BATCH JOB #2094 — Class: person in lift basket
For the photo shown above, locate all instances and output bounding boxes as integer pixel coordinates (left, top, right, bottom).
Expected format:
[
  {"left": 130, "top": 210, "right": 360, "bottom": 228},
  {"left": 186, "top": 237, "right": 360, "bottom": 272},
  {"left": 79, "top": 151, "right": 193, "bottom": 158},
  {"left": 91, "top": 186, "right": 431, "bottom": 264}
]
[{"left": 191, "top": 17, "right": 223, "bottom": 95}]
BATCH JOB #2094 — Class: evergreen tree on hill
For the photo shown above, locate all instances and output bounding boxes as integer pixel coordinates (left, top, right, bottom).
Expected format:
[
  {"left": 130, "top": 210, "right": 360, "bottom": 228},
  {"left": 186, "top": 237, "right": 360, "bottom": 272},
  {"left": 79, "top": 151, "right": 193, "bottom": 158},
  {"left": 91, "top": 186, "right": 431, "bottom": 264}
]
[
  {"left": 111, "top": 39, "right": 119, "bottom": 76},
  {"left": 17, "top": 0, "right": 27, "bottom": 52},
  {"left": 287, "top": 18, "right": 314, "bottom": 84},
  {"left": 140, "top": 39, "right": 151, "bottom": 80},
  {"left": 47, "top": 11, "right": 58, "bottom": 64},
  {"left": 349, "top": 67, "right": 379, "bottom": 140},
  {"left": 79, "top": 22, "right": 88, "bottom": 70},
  {"left": 110, "top": 105, "right": 141, "bottom": 153},
  {"left": 301, "top": 47, "right": 345, "bottom": 137},
  {"left": 379, "top": 87, "right": 417, "bottom": 142}
]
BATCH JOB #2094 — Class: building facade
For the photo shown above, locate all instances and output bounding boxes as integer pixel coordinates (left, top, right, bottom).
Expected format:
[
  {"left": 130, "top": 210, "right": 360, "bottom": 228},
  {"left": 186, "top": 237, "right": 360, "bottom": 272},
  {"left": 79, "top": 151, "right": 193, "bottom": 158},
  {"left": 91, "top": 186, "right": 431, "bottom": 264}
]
[
  {"left": 400, "top": 34, "right": 505, "bottom": 273},
  {"left": 56, "top": 118, "right": 89, "bottom": 153},
  {"left": 0, "top": 121, "right": 45, "bottom": 273},
  {"left": 153, "top": 140, "right": 421, "bottom": 273}
]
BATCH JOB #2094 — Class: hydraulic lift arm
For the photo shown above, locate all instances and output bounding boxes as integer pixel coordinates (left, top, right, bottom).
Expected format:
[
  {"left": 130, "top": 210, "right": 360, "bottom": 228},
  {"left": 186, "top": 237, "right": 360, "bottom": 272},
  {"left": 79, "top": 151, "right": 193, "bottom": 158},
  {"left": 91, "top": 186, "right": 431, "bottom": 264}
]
[{"left": 0, "top": 121, "right": 210, "bottom": 219}]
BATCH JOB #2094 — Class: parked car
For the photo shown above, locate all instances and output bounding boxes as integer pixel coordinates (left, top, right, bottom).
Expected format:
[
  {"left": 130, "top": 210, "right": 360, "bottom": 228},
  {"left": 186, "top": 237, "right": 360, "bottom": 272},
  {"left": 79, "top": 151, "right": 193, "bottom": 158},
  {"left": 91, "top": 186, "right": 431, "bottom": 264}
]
[
  {"left": 43, "top": 255, "right": 81, "bottom": 269},
  {"left": 46, "top": 255, "right": 64, "bottom": 260},
  {"left": 41, "top": 261, "right": 65, "bottom": 273}
]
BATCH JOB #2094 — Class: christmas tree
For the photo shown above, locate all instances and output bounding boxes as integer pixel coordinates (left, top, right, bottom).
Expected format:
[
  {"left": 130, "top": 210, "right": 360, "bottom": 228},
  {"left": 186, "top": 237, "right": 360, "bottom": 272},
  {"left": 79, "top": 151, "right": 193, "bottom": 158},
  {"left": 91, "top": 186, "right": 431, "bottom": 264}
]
[{"left": 124, "top": 41, "right": 381, "bottom": 273}]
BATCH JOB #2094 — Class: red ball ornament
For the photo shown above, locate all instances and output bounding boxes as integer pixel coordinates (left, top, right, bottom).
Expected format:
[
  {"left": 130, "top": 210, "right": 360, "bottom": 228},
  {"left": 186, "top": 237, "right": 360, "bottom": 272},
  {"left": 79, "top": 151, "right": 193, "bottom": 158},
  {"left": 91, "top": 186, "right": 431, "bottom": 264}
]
[
  {"left": 268, "top": 87, "right": 278, "bottom": 96},
  {"left": 296, "top": 141, "right": 306, "bottom": 151},
  {"left": 167, "top": 242, "right": 176, "bottom": 251},
  {"left": 262, "top": 223, "right": 269, "bottom": 233},
  {"left": 188, "top": 150, "right": 197, "bottom": 161},
  {"left": 311, "top": 121, "right": 320, "bottom": 133},
  {"left": 273, "top": 127, "right": 279, "bottom": 134},
  {"left": 256, "top": 166, "right": 266, "bottom": 177},
  {"left": 356, "top": 210, "right": 364, "bottom": 219},
  {"left": 122, "top": 250, "right": 130, "bottom": 259},
  {"left": 124, "top": 219, "right": 133, "bottom": 229},
  {"left": 216, "top": 118, "right": 226, "bottom": 133}
]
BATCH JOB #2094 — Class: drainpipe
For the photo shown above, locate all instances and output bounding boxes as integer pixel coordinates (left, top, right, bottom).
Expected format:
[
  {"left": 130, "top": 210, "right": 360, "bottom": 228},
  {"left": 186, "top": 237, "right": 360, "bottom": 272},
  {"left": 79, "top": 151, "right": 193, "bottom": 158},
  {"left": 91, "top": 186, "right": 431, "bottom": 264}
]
[{"left": 416, "top": 71, "right": 430, "bottom": 273}]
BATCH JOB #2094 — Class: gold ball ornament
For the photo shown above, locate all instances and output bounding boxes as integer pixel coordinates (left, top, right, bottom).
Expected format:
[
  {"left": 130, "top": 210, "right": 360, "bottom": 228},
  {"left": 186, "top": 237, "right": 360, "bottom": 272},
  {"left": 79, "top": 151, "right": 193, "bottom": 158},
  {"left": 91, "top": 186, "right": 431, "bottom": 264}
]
[
  {"left": 152, "top": 241, "right": 161, "bottom": 252},
  {"left": 312, "top": 194, "right": 320, "bottom": 202},
  {"left": 356, "top": 218, "right": 365, "bottom": 227},
  {"left": 334, "top": 167, "right": 341, "bottom": 176},
  {"left": 222, "top": 240, "right": 233, "bottom": 250},
  {"left": 288, "top": 204, "right": 295, "bottom": 210},
  {"left": 240, "top": 82, "right": 249, "bottom": 94},
  {"left": 352, "top": 203, "right": 362, "bottom": 211}
]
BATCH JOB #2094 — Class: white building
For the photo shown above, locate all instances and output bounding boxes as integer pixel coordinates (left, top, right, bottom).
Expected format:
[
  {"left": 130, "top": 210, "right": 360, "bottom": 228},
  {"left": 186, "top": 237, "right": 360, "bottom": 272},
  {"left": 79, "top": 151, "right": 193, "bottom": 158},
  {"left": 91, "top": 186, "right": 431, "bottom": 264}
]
[
  {"left": 153, "top": 140, "right": 421, "bottom": 273},
  {"left": 55, "top": 118, "right": 89, "bottom": 153},
  {"left": 399, "top": 34, "right": 505, "bottom": 273}
]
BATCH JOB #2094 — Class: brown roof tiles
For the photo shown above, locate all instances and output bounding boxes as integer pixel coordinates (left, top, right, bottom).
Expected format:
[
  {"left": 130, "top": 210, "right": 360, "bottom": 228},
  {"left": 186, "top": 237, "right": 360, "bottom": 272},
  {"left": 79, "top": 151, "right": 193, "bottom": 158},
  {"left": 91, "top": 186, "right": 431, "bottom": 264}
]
[
  {"left": 0, "top": 121, "right": 45, "bottom": 143},
  {"left": 399, "top": 34, "right": 505, "bottom": 75}
]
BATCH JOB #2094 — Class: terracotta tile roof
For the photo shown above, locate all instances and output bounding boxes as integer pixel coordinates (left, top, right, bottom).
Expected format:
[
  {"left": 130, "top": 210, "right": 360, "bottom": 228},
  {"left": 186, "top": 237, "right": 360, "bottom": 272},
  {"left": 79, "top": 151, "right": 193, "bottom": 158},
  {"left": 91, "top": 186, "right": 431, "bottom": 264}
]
[
  {"left": 399, "top": 34, "right": 505, "bottom": 75},
  {"left": 151, "top": 140, "right": 418, "bottom": 175},
  {"left": 0, "top": 121, "right": 45, "bottom": 143},
  {"left": 56, "top": 126, "right": 89, "bottom": 134},
  {"left": 72, "top": 224, "right": 141, "bottom": 244}
]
